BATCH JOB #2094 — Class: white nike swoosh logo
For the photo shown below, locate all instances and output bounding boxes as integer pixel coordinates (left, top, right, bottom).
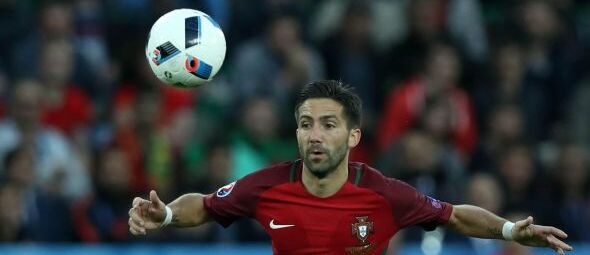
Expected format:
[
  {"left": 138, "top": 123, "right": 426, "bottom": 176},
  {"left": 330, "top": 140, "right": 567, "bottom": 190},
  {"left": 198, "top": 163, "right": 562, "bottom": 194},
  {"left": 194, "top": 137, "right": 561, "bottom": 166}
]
[{"left": 269, "top": 219, "right": 295, "bottom": 229}]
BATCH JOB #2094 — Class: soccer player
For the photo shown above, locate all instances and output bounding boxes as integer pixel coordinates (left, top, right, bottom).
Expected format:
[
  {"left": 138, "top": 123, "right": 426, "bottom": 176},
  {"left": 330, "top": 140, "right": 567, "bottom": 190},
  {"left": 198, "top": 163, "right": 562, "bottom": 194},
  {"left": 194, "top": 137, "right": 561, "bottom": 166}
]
[{"left": 128, "top": 80, "right": 572, "bottom": 254}]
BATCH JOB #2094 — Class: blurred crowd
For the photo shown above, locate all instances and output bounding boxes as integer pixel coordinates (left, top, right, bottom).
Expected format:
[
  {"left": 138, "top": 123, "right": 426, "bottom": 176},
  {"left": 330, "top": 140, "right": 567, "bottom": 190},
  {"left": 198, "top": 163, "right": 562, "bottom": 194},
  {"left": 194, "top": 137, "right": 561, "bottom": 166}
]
[{"left": 0, "top": 0, "right": 589, "bottom": 252}]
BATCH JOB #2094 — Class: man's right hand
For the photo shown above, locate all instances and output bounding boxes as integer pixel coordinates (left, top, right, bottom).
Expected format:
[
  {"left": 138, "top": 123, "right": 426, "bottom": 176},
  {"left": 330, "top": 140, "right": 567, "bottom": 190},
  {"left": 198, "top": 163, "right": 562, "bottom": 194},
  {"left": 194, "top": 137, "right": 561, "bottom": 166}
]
[{"left": 128, "top": 190, "right": 167, "bottom": 235}]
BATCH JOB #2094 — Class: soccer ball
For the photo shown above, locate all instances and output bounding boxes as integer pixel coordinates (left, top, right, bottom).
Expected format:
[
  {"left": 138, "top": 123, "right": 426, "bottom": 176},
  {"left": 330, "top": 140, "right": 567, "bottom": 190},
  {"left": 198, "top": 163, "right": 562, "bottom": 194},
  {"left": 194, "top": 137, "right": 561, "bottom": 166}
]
[{"left": 146, "top": 9, "right": 226, "bottom": 87}]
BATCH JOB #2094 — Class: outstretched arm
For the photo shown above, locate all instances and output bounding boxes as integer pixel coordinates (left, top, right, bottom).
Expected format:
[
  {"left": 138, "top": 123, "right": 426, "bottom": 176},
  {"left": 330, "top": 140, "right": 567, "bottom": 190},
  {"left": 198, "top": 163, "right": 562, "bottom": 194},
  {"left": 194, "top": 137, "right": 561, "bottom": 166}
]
[
  {"left": 167, "top": 192, "right": 212, "bottom": 227},
  {"left": 446, "top": 205, "right": 572, "bottom": 255},
  {"left": 128, "top": 190, "right": 212, "bottom": 235}
]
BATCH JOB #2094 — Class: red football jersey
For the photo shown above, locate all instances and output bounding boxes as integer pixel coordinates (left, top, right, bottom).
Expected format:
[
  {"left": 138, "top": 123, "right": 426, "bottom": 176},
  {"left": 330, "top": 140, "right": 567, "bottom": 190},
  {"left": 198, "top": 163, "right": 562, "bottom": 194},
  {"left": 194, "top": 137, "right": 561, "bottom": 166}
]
[{"left": 204, "top": 160, "right": 453, "bottom": 254}]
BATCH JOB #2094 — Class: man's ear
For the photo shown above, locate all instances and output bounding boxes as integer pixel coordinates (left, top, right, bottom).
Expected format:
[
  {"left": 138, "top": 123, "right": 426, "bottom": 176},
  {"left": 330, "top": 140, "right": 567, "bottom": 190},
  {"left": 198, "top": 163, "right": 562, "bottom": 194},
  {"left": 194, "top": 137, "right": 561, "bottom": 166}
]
[{"left": 348, "top": 128, "right": 361, "bottom": 148}]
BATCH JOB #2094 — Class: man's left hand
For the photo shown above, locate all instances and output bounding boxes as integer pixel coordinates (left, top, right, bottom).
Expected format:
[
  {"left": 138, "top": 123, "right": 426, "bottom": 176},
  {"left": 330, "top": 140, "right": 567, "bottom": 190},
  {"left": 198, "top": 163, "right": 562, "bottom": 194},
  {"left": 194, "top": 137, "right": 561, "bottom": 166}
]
[{"left": 513, "top": 216, "right": 573, "bottom": 255}]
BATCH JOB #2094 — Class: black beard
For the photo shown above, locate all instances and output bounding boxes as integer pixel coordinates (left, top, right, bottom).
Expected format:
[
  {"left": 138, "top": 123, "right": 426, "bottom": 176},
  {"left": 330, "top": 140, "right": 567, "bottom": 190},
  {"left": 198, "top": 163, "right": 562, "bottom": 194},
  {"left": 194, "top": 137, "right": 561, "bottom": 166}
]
[
  {"left": 300, "top": 141, "right": 349, "bottom": 180},
  {"left": 308, "top": 164, "right": 337, "bottom": 179}
]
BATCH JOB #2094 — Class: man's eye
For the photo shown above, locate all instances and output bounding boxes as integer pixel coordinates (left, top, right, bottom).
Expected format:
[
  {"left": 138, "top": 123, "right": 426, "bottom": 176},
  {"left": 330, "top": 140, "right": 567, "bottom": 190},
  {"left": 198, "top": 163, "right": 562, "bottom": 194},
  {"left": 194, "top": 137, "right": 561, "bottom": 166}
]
[
  {"left": 325, "top": 123, "right": 336, "bottom": 129},
  {"left": 301, "top": 123, "right": 311, "bottom": 128}
]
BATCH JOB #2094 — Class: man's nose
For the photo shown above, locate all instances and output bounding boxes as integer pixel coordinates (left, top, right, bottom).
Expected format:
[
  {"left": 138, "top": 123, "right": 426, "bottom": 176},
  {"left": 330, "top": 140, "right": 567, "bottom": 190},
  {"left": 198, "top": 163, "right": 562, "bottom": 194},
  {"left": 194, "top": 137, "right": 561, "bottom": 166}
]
[{"left": 309, "top": 125, "right": 323, "bottom": 143}]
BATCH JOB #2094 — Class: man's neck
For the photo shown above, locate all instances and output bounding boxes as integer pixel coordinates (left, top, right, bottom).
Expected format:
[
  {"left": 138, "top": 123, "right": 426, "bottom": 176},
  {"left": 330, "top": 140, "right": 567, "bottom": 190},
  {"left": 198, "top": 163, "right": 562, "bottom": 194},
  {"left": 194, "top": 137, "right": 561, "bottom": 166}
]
[{"left": 301, "top": 159, "right": 349, "bottom": 198}]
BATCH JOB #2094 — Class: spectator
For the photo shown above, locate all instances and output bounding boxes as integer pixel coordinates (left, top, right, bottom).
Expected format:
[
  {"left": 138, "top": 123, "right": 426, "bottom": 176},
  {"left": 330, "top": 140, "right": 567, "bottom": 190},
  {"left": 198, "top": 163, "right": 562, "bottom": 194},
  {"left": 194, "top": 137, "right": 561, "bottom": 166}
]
[
  {"left": 172, "top": 138, "right": 236, "bottom": 243},
  {"left": 319, "top": 0, "right": 385, "bottom": 116},
  {"left": 231, "top": 12, "right": 325, "bottom": 129},
  {"left": 74, "top": 0, "right": 112, "bottom": 99},
  {"left": 470, "top": 104, "right": 525, "bottom": 172},
  {"left": 309, "top": 0, "right": 407, "bottom": 53},
  {"left": 318, "top": 0, "right": 385, "bottom": 163},
  {"left": 495, "top": 143, "right": 551, "bottom": 223},
  {"left": 38, "top": 39, "right": 94, "bottom": 172},
  {"left": 549, "top": 144, "right": 590, "bottom": 241},
  {"left": 11, "top": 0, "right": 102, "bottom": 93},
  {"left": 377, "top": 42, "right": 478, "bottom": 158},
  {"left": 386, "top": 0, "right": 444, "bottom": 82},
  {"left": 1, "top": 146, "right": 35, "bottom": 192},
  {"left": 473, "top": 42, "right": 549, "bottom": 140},
  {"left": 1, "top": 146, "right": 75, "bottom": 242},
  {"left": 112, "top": 50, "right": 197, "bottom": 128},
  {"left": 0, "top": 80, "right": 91, "bottom": 200},
  {"left": 227, "top": 0, "right": 307, "bottom": 46},
  {"left": 111, "top": 89, "right": 174, "bottom": 197},
  {"left": 11, "top": 0, "right": 76, "bottom": 79},
  {"left": 39, "top": 38, "right": 94, "bottom": 135},
  {"left": 467, "top": 173, "right": 505, "bottom": 214},
  {"left": 378, "top": 130, "right": 464, "bottom": 204},
  {"left": 378, "top": 130, "right": 463, "bottom": 242},
  {"left": 230, "top": 97, "right": 296, "bottom": 180},
  {"left": 513, "top": 0, "right": 581, "bottom": 140},
  {"left": 72, "top": 146, "right": 134, "bottom": 242},
  {"left": 417, "top": 96, "right": 457, "bottom": 145},
  {"left": 0, "top": 181, "right": 26, "bottom": 242},
  {"left": 386, "top": 0, "right": 488, "bottom": 83}
]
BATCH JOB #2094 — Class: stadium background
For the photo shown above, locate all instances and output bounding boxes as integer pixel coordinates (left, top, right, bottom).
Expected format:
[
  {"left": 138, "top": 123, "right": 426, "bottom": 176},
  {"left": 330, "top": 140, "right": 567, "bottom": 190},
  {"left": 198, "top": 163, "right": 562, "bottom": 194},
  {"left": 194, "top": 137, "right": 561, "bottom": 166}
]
[{"left": 0, "top": 0, "right": 589, "bottom": 254}]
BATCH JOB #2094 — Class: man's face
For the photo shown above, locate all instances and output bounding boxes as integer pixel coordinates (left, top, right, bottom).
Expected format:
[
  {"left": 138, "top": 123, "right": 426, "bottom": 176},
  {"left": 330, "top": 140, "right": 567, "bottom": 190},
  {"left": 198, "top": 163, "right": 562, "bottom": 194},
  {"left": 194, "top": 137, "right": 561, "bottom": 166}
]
[
  {"left": 296, "top": 99, "right": 359, "bottom": 179},
  {"left": 12, "top": 82, "right": 42, "bottom": 131}
]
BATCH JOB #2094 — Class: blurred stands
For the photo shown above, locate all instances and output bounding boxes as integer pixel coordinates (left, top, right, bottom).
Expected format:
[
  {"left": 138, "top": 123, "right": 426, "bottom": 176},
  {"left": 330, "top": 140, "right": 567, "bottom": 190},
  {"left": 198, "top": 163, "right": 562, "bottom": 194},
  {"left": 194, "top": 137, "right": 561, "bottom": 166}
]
[{"left": 0, "top": 0, "right": 589, "bottom": 252}]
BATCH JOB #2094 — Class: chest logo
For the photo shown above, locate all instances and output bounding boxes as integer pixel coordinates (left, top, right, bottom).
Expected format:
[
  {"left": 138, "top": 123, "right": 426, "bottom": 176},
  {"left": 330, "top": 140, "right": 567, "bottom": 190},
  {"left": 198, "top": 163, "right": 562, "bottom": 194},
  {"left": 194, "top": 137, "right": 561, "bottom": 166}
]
[
  {"left": 269, "top": 219, "right": 295, "bottom": 229},
  {"left": 351, "top": 216, "right": 374, "bottom": 244}
]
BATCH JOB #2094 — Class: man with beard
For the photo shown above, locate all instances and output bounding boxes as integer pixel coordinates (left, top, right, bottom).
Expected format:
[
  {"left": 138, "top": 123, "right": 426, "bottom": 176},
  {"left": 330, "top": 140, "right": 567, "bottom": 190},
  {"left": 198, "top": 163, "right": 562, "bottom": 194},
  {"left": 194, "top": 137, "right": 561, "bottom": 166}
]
[{"left": 128, "top": 80, "right": 572, "bottom": 255}]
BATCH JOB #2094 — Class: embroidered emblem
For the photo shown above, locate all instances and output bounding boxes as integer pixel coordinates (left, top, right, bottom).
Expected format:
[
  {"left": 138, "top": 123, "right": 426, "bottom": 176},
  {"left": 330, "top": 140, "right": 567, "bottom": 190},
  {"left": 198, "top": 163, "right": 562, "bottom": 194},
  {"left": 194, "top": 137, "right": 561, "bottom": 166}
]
[
  {"left": 216, "top": 181, "right": 236, "bottom": 197},
  {"left": 351, "top": 216, "right": 374, "bottom": 244}
]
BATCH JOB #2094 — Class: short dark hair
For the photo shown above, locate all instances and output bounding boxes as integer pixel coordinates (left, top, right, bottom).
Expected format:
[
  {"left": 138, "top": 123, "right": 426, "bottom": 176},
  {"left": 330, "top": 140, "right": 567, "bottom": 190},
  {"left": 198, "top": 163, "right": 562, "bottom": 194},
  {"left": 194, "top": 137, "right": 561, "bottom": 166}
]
[{"left": 294, "top": 80, "right": 362, "bottom": 129}]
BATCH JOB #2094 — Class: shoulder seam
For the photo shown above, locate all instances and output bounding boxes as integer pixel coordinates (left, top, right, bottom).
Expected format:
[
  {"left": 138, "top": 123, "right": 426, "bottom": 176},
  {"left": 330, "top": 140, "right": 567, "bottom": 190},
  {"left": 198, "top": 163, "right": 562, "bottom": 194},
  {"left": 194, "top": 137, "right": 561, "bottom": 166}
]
[
  {"left": 289, "top": 159, "right": 299, "bottom": 182},
  {"left": 354, "top": 164, "right": 363, "bottom": 186}
]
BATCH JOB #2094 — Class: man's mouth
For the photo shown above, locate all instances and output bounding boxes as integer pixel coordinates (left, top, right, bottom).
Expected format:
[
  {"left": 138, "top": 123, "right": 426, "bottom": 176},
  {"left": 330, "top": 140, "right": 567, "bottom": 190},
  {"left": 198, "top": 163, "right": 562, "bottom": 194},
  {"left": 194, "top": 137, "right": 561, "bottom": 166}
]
[{"left": 309, "top": 148, "right": 326, "bottom": 159}]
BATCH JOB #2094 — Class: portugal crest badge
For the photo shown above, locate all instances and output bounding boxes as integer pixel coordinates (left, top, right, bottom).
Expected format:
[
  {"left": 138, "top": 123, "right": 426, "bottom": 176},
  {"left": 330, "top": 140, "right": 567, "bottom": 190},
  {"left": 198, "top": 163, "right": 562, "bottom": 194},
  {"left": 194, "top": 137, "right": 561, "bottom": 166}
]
[{"left": 351, "top": 216, "right": 374, "bottom": 244}]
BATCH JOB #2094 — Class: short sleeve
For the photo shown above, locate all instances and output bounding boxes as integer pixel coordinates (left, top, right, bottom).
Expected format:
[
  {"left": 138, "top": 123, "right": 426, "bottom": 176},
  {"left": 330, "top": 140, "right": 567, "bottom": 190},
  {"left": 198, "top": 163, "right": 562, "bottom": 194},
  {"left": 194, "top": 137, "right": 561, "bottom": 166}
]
[
  {"left": 387, "top": 178, "right": 453, "bottom": 230},
  {"left": 202, "top": 162, "right": 292, "bottom": 228},
  {"left": 203, "top": 177, "right": 258, "bottom": 227}
]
